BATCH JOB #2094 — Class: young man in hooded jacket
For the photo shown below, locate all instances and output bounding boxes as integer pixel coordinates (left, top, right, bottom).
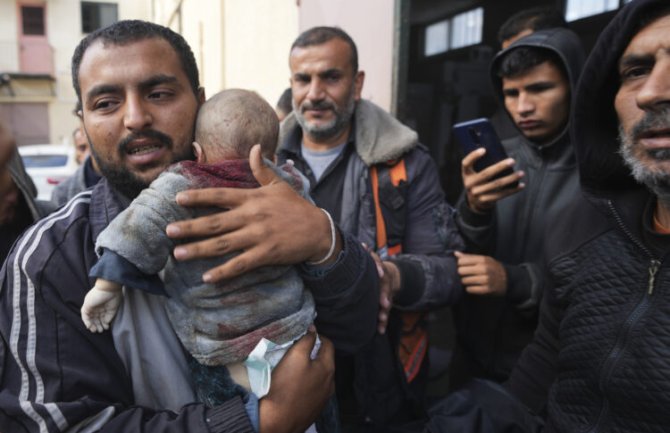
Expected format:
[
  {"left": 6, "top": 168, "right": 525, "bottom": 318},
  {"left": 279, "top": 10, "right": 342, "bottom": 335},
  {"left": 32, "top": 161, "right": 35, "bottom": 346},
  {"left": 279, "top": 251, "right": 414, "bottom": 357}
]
[{"left": 452, "top": 28, "right": 585, "bottom": 385}]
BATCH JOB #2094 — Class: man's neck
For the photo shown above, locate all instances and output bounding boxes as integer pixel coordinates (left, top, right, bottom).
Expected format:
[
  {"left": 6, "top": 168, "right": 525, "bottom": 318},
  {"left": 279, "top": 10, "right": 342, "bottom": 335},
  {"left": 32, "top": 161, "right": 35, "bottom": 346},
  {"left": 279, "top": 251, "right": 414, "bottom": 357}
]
[{"left": 302, "top": 125, "right": 351, "bottom": 152}]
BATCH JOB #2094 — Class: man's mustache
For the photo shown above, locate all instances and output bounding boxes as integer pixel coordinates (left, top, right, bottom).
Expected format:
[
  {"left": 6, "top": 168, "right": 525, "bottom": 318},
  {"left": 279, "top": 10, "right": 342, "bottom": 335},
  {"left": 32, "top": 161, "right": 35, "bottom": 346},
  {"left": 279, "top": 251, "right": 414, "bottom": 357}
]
[
  {"left": 118, "top": 130, "right": 173, "bottom": 154},
  {"left": 631, "top": 109, "right": 670, "bottom": 141},
  {"left": 300, "top": 100, "right": 336, "bottom": 112}
]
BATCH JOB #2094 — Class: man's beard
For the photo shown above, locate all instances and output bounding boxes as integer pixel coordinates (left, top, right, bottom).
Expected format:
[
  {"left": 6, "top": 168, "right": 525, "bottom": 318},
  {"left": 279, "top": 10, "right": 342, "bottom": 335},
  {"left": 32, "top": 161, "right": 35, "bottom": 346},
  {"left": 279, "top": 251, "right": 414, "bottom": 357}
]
[
  {"left": 619, "top": 108, "right": 670, "bottom": 204},
  {"left": 89, "top": 129, "right": 194, "bottom": 200},
  {"left": 293, "top": 85, "right": 356, "bottom": 142}
]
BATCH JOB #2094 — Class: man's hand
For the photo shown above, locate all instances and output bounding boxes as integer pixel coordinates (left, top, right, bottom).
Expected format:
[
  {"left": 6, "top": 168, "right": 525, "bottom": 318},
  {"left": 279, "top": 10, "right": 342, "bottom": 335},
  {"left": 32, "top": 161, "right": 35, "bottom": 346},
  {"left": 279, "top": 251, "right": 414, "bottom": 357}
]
[
  {"left": 367, "top": 249, "right": 401, "bottom": 334},
  {"left": 166, "top": 145, "right": 341, "bottom": 283},
  {"left": 455, "top": 251, "right": 508, "bottom": 296},
  {"left": 259, "top": 330, "right": 335, "bottom": 433},
  {"left": 0, "top": 119, "right": 20, "bottom": 225},
  {"left": 461, "top": 148, "right": 525, "bottom": 213}
]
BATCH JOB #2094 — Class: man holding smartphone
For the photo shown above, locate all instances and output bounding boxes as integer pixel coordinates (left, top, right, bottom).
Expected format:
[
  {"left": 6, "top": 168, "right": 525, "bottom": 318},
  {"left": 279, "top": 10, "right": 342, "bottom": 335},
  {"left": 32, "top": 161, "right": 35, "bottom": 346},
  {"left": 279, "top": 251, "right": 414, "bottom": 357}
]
[{"left": 452, "top": 28, "right": 585, "bottom": 385}]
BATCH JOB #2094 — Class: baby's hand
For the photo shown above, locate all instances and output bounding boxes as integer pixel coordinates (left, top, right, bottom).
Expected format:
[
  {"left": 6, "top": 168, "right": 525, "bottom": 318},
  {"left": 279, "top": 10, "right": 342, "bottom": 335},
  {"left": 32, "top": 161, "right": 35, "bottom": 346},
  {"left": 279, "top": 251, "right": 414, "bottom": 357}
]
[{"left": 81, "top": 279, "right": 122, "bottom": 333}]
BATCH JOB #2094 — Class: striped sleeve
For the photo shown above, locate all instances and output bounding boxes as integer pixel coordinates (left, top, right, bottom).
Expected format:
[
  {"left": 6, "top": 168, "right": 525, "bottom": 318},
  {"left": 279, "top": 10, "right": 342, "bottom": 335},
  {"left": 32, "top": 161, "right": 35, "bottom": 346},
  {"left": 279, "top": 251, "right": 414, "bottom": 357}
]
[{"left": 0, "top": 192, "right": 253, "bottom": 433}]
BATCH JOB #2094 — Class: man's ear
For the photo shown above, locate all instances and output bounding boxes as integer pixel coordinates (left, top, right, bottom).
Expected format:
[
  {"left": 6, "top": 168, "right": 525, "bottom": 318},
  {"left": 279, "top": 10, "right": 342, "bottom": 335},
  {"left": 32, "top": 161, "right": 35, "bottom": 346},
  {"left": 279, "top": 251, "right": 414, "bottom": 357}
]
[
  {"left": 197, "top": 87, "right": 206, "bottom": 105},
  {"left": 354, "top": 71, "right": 365, "bottom": 101},
  {"left": 193, "top": 141, "right": 205, "bottom": 163}
]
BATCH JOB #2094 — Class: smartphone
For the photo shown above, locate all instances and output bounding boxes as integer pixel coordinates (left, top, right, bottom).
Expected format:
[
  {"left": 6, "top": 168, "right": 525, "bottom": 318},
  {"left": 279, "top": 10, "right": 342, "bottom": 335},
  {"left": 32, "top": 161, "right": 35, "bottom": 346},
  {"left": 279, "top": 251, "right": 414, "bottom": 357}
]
[{"left": 453, "top": 118, "right": 517, "bottom": 186}]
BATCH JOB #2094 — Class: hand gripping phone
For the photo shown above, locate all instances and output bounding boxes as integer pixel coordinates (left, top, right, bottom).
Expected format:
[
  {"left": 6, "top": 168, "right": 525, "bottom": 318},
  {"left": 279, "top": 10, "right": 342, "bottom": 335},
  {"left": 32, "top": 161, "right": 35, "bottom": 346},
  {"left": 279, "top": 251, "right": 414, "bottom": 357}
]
[{"left": 453, "top": 118, "right": 517, "bottom": 186}]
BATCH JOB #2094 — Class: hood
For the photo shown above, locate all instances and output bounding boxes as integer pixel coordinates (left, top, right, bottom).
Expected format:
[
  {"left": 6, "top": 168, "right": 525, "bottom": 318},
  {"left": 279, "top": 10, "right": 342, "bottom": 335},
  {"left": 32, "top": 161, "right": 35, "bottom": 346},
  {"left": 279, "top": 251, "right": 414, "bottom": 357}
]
[
  {"left": 572, "top": 0, "right": 668, "bottom": 197},
  {"left": 279, "top": 99, "right": 418, "bottom": 166},
  {"left": 490, "top": 28, "right": 585, "bottom": 148}
]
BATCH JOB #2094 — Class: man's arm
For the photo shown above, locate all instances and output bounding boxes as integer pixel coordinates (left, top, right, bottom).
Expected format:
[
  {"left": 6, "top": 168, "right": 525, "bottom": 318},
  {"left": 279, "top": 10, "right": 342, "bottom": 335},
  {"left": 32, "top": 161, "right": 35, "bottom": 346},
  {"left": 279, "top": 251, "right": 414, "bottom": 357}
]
[
  {"left": 383, "top": 147, "right": 465, "bottom": 312},
  {"left": 455, "top": 252, "right": 544, "bottom": 313},
  {"left": 165, "top": 145, "right": 379, "bottom": 353},
  {"left": 0, "top": 213, "right": 336, "bottom": 433}
]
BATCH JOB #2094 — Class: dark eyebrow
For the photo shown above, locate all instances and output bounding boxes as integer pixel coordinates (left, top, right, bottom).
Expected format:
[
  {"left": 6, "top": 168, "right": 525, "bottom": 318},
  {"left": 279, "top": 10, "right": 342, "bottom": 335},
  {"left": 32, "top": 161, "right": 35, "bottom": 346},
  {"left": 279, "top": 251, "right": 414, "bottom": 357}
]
[
  {"left": 525, "top": 81, "right": 555, "bottom": 91},
  {"left": 85, "top": 74, "right": 179, "bottom": 102},
  {"left": 138, "top": 74, "right": 179, "bottom": 91},
  {"left": 319, "top": 68, "right": 343, "bottom": 79},
  {"left": 86, "top": 84, "right": 122, "bottom": 102},
  {"left": 618, "top": 53, "right": 654, "bottom": 71}
]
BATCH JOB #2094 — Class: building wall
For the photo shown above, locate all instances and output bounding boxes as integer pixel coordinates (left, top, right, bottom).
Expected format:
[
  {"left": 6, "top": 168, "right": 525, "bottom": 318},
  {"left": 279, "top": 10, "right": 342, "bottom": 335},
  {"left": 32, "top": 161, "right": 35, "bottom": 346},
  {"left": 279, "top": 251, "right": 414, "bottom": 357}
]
[
  {"left": 164, "top": 0, "right": 298, "bottom": 108},
  {"left": 0, "top": 1, "right": 20, "bottom": 72},
  {"left": 298, "top": 0, "right": 396, "bottom": 111},
  {"left": 0, "top": 0, "right": 152, "bottom": 146},
  {"left": 2, "top": 0, "right": 299, "bottom": 145}
]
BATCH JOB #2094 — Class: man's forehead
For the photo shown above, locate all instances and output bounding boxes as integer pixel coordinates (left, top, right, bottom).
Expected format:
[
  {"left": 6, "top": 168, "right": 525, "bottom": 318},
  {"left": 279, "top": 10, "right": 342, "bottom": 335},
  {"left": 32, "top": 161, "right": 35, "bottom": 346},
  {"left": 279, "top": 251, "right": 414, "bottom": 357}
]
[
  {"left": 502, "top": 61, "right": 564, "bottom": 87},
  {"left": 620, "top": 14, "right": 670, "bottom": 60},
  {"left": 289, "top": 39, "right": 353, "bottom": 72},
  {"left": 79, "top": 38, "right": 182, "bottom": 90}
]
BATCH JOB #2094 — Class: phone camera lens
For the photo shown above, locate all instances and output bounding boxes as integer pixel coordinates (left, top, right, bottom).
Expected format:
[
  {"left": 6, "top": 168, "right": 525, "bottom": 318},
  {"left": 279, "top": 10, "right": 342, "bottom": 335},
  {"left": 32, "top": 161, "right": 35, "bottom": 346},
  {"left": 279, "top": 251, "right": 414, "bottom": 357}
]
[{"left": 468, "top": 127, "right": 481, "bottom": 142}]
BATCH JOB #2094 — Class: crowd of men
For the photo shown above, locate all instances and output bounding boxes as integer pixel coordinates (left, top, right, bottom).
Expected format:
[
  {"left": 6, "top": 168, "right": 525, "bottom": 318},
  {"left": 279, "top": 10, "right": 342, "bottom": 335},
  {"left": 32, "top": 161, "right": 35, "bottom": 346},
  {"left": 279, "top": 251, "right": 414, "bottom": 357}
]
[{"left": 1, "top": 0, "right": 670, "bottom": 432}]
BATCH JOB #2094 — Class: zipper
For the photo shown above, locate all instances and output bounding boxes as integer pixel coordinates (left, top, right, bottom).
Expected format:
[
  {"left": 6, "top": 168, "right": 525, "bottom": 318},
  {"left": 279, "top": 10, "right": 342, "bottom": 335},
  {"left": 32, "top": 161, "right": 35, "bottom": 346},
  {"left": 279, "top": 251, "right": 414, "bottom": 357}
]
[
  {"left": 519, "top": 154, "right": 546, "bottom": 253},
  {"left": 648, "top": 259, "right": 661, "bottom": 294},
  {"left": 585, "top": 201, "right": 661, "bottom": 432}
]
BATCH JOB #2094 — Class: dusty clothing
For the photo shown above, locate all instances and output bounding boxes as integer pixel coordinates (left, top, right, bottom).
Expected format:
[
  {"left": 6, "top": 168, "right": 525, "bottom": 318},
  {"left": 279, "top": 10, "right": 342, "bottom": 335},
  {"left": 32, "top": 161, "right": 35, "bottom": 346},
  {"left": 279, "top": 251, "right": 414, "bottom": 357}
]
[
  {"left": 505, "top": 1, "right": 670, "bottom": 431},
  {"left": 453, "top": 28, "right": 585, "bottom": 382},
  {"left": 0, "top": 169, "right": 379, "bottom": 432},
  {"left": 92, "top": 159, "right": 315, "bottom": 366},
  {"left": 51, "top": 156, "right": 101, "bottom": 207}
]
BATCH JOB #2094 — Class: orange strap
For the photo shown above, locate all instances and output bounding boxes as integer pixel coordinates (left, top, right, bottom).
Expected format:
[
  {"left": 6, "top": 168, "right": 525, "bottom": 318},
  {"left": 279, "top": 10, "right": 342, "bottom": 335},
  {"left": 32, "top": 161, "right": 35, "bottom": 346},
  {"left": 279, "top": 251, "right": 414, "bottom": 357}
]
[
  {"left": 371, "top": 160, "right": 407, "bottom": 255},
  {"left": 372, "top": 160, "right": 427, "bottom": 383},
  {"left": 371, "top": 165, "right": 388, "bottom": 252}
]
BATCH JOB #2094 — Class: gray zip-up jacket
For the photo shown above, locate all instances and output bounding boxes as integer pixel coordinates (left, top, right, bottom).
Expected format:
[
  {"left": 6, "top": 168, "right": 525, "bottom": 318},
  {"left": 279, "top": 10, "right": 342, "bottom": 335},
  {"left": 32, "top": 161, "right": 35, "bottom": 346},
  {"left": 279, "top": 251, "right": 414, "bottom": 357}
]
[
  {"left": 454, "top": 28, "right": 586, "bottom": 382},
  {"left": 279, "top": 99, "right": 464, "bottom": 311}
]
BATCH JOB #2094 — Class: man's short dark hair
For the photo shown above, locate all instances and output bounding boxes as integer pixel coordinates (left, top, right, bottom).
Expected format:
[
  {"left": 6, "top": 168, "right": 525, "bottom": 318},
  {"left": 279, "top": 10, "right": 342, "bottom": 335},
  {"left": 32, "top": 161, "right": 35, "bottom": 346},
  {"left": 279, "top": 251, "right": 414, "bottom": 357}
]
[
  {"left": 497, "top": 46, "right": 565, "bottom": 80},
  {"left": 498, "top": 7, "right": 568, "bottom": 45},
  {"left": 71, "top": 20, "right": 200, "bottom": 106},
  {"left": 290, "top": 26, "right": 358, "bottom": 73},
  {"left": 276, "top": 87, "right": 292, "bottom": 114}
]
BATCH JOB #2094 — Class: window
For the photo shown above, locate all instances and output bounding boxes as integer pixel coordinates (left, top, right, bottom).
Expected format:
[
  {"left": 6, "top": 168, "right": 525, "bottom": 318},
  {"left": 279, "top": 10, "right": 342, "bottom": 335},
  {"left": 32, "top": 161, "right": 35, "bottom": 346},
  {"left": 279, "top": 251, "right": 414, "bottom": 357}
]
[
  {"left": 21, "top": 6, "right": 45, "bottom": 36},
  {"left": 565, "top": 0, "right": 626, "bottom": 22},
  {"left": 450, "top": 8, "right": 483, "bottom": 50},
  {"left": 423, "top": 7, "right": 483, "bottom": 56},
  {"left": 425, "top": 20, "right": 449, "bottom": 56},
  {"left": 81, "top": 2, "right": 118, "bottom": 33}
]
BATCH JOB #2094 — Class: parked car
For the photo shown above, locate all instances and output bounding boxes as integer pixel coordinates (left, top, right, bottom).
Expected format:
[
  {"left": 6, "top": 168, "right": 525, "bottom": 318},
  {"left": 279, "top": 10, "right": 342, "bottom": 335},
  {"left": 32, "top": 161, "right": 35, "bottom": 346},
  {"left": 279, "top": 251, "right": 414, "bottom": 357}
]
[{"left": 18, "top": 144, "right": 78, "bottom": 201}]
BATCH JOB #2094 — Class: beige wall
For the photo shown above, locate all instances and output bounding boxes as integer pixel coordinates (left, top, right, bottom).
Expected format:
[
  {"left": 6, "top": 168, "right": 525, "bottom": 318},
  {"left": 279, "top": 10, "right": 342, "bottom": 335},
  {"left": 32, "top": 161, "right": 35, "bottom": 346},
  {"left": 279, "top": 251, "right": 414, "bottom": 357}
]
[
  {"left": 0, "top": 1, "right": 19, "bottom": 72},
  {"left": 221, "top": 0, "right": 299, "bottom": 106},
  {"left": 298, "top": 0, "right": 395, "bottom": 111},
  {"left": 168, "top": 0, "right": 299, "bottom": 107}
]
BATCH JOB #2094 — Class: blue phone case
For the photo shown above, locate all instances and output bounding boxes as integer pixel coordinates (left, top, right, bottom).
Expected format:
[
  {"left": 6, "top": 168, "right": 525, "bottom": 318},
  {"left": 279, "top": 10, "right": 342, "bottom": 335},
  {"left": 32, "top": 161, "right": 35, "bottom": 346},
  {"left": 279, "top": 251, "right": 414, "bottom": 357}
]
[{"left": 453, "top": 118, "right": 509, "bottom": 172}]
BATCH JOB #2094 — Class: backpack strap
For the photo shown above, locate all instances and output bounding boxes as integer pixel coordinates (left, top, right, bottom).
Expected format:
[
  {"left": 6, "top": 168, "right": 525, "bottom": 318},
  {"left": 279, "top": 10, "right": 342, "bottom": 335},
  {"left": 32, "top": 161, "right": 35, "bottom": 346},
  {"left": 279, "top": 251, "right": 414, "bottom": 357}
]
[
  {"left": 371, "top": 159, "right": 407, "bottom": 258},
  {"left": 370, "top": 159, "right": 428, "bottom": 383}
]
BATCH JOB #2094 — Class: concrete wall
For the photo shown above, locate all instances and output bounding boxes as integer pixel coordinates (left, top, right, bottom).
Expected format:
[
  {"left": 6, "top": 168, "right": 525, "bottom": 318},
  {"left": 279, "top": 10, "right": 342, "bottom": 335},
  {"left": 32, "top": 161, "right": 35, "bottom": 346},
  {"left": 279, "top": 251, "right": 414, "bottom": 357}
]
[
  {"left": 298, "top": 0, "right": 396, "bottom": 111},
  {"left": 220, "top": 0, "right": 298, "bottom": 106}
]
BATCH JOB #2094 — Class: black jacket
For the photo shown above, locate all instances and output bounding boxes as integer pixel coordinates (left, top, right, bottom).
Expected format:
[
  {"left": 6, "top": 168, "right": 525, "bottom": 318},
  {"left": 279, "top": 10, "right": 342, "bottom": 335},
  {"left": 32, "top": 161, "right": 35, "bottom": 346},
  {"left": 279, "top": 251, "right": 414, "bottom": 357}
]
[
  {"left": 0, "top": 178, "right": 380, "bottom": 432},
  {"left": 454, "top": 28, "right": 585, "bottom": 382},
  {"left": 507, "top": 1, "right": 670, "bottom": 431}
]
